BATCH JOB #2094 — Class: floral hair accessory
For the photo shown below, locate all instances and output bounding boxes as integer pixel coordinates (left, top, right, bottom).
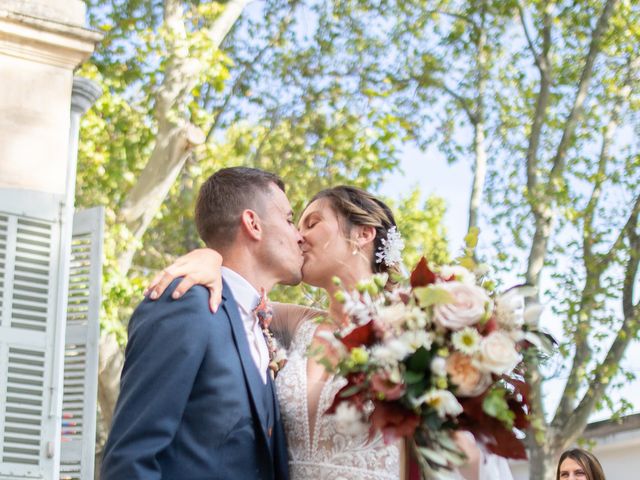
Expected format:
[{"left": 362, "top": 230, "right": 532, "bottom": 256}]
[{"left": 375, "top": 226, "right": 404, "bottom": 267}]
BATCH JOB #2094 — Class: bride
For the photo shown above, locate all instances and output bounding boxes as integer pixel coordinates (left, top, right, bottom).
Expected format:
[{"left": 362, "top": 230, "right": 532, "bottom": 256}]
[{"left": 147, "top": 185, "right": 513, "bottom": 480}]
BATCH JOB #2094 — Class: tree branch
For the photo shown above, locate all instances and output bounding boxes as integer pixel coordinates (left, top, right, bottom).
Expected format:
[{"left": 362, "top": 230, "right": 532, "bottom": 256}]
[
  {"left": 423, "top": 9, "right": 477, "bottom": 28},
  {"left": 205, "top": 0, "right": 251, "bottom": 48},
  {"left": 250, "top": 108, "right": 282, "bottom": 168},
  {"left": 526, "top": 0, "right": 618, "bottom": 289},
  {"left": 118, "top": 0, "right": 251, "bottom": 273},
  {"left": 524, "top": 7, "right": 552, "bottom": 209},
  {"left": 440, "top": 81, "right": 478, "bottom": 125},
  {"left": 205, "top": 4, "right": 299, "bottom": 144},
  {"left": 562, "top": 193, "right": 640, "bottom": 442},
  {"left": 516, "top": 1, "right": 541, "bottom": 71},
  {"left": 548, "top": 0, "right": 619, "bottom": 187},
  {"left": 588, "top": 55, "right": 639, "bottom": 270},
  {"left": 467, "top": 0, "right": 488, "bottom": 233},
  {"left": 551, "top": 87, "right": 624, "bottom": 427}
]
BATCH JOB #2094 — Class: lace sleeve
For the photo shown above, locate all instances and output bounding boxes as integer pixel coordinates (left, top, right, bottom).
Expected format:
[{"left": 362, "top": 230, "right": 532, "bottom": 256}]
[{"left": 270, "top": 302, "right": 326, "bottom": 349}]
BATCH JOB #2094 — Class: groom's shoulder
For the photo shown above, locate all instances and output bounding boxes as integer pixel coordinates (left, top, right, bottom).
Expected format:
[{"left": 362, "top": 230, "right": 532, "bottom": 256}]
[{"left": 130, "top": 278, "right": 213, "bottom": 332}]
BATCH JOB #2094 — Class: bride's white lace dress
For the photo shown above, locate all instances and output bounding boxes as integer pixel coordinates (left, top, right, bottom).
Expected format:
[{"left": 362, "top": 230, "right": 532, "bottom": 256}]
[{"left": 275, "top": 320, "right": 400, "bottom": 480}]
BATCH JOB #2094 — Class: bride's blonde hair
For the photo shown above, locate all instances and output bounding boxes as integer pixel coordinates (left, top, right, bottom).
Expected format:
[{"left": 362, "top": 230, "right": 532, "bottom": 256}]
[{"left": 308, "top": 186, "right": 401, "bottom": 279}]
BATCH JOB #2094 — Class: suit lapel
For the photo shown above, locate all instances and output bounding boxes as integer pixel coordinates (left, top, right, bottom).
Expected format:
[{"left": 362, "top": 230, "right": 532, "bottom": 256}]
[{"left": 221, "top": 281, "right": 269, "bottom": 437}]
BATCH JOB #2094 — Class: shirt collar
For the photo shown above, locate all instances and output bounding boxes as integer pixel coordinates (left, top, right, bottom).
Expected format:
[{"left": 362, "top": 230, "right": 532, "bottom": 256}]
[{"left": 221, "top": 266, "right": 261, "bottom": 315}]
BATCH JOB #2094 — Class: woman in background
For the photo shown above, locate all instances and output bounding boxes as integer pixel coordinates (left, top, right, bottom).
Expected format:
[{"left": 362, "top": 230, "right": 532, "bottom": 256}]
[{"left": 556, "top": 448, "right": 606, "bottom": 480}]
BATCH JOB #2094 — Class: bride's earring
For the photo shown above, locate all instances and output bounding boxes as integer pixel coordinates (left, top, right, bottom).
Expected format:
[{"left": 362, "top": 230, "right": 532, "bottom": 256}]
[{"left": 351, "top": 240, "right": 359, "bottom": 256}]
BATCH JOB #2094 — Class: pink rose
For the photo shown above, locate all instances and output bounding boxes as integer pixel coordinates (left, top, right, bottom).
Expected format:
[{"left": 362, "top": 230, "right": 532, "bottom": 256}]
[
  {"left": 432, "top": 282, "right": 490, "bottom": 330},
  {"left": 446, "top": 352, "right": 492, "bottom": 397},
  {"left": 371, "top": 372, "right": 406, "bottom": 400}
]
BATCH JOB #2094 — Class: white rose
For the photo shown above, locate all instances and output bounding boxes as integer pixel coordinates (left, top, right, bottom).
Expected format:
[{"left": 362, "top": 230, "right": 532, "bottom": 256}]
[
  {"left": 478, "top": 331, "right": 521, "bottom": 375},
  {"left": 370, "top": 340, "right": 411, "bottom": 365},
  {"left": 389, "top": 338, "right": 412, "bottom": 360},
  {"left": 439, "top": 265, "right": 476, "bottom": 285},
  {"left": 432, "top": 282, "right": 490, "bottom": 330},
  {"left": 405, "top": 306, "right": 429, "bottom": 330}
]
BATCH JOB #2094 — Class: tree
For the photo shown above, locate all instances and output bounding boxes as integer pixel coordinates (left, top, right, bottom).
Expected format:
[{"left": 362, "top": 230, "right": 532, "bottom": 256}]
[
  {"left": 253, "top": 0, "right": 638, "bottom": 477},
  {"left": 488, "top": 1, "right": 639, "bottom": 476},
  {"left": 77, "top": 0, "right": 451, "bottom": 458}
]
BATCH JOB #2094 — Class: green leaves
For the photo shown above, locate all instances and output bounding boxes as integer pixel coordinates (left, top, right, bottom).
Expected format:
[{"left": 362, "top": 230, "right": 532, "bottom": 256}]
[
  {"left": 408, "top": 347, "right": 431, "bottom": 372},
  {"left": 414, "top": 286, "right": 455, "bottom": 308},
  {"left": 79, "top": 0, "right": 453, "bottom": 336},
  {"left": 482, "top": 387, "right": 516, "bottom": 429}
]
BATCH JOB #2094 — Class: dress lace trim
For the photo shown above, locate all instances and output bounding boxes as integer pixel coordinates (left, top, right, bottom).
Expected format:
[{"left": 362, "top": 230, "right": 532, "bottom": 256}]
[{"left": 276, "top": 320, "right": 400, "bottom": 480}]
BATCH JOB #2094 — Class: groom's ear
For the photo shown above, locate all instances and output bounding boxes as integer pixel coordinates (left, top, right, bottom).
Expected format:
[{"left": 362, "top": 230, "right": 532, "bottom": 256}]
[{"left": 240, "top": 209, "right": 263, "bottom": 241}]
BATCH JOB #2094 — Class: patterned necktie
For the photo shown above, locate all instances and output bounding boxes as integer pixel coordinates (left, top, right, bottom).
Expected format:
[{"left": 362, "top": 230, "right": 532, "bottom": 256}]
[{"left": 253, "top": 289, "right": 286, "bottom": 379}]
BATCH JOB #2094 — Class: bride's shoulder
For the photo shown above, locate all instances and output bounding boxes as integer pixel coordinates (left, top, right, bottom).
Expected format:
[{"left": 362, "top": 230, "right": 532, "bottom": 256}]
[
  {"left": 289, "top": 318, "right": 325, "bottom": 349},
  {"left": 271, "top": 302, "right": 326, "bottom": 349}
]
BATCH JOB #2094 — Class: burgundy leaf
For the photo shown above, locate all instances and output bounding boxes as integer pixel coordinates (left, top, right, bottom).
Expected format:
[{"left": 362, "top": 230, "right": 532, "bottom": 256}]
[
  {"left": 410, "top": 257, "right": 437, "bottom": 287},
  {"left": 340, "top": 321, "right": 376, "bottom": 350}
]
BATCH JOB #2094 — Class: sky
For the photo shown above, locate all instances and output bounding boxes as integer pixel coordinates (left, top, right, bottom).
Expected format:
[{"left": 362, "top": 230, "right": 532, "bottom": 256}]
[{"left": 379, "top": 144, "right": 472, "bottom": 252}]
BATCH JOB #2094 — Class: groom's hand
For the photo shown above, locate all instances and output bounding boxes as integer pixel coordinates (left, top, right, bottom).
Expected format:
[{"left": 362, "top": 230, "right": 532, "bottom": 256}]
[{"left": 144, "top": 248, "right": 223, "bottom": 312}]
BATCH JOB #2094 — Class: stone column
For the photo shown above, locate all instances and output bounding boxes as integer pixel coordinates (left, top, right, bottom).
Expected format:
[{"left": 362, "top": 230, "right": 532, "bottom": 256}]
[{"left": 67, "top": 77, "right": 102, "bottom": 208}]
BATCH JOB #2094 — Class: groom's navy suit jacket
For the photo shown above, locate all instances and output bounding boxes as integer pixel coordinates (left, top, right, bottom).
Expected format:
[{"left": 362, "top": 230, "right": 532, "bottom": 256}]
[{"left": 101, "top": 279, "right": 289, "bottom": 480}]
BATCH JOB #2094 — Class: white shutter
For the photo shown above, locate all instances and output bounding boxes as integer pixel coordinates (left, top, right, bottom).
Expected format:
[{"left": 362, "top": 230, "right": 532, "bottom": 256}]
[
  {"left": 59, "top": 208, "right": 103, "bottom": 480},
  {"left": 0, "top": 189, "right": 64, "bottom": 480}
]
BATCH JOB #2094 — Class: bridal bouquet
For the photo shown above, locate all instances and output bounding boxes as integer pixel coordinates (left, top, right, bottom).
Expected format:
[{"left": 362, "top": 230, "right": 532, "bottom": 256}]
[{"left": 319, "top": 249, "right": 547, "bottom": 478}]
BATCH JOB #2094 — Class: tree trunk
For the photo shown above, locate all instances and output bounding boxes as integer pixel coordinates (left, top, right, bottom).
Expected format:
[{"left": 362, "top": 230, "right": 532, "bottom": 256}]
[
  {"left": 466, "top": 4, "right": 487, "bottom": 234},
  {"left": 97, "top": 332, "right": 124, "bottom": 430},
  {"left": 97, "top": 0, "right": 251, "bottom": 455},
  {"left": 467, "top": 121, "right": 486, "bottom": 233},
  {"left": 117, "top": 0, "right": 250, "bottom": 274},
  {"left": 528, "top": 441, "right": 559, "bottom": 480}
]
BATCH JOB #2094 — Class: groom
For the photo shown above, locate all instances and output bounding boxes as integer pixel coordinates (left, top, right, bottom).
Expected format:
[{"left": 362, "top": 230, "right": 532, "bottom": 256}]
[{"left": 101, "top": 167, "right": 303, "bottom": 479}]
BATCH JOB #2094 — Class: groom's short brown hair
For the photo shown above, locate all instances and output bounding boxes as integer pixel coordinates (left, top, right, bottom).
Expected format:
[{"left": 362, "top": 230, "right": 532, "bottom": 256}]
[{"left": 195, "top": 167, "right": 285, "bottom": 249}]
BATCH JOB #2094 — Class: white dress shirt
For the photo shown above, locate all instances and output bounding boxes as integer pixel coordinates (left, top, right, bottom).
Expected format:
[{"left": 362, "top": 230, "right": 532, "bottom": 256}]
[{"left": 221, "top": 267, "right": 269, "bottom": 384}]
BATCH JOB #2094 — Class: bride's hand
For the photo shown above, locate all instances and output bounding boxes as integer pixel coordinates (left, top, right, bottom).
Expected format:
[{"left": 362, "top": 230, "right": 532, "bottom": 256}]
[{"left": 144, "top": 248, "right": 223, "bottom": 312}]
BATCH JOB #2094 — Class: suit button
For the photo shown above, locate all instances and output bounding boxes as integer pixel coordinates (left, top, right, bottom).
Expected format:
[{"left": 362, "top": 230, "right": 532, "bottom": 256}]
[{"left": 268, "top": 427, "right": 273, "bottom": 437}]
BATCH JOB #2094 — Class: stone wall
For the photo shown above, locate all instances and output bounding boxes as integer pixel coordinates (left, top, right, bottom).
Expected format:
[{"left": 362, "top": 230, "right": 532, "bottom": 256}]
[{"left": 0, "top": 1, "right": 101, "bottom": 194}]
